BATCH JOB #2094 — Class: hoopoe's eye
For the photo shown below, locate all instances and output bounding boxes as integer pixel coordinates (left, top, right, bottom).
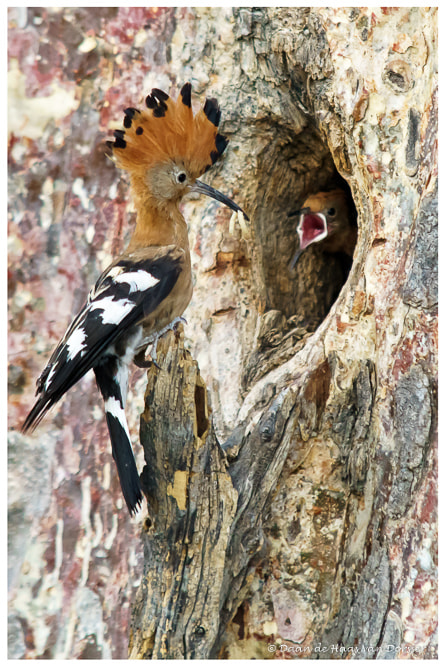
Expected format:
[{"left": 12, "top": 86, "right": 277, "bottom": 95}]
[
  {"left": 327, "top": 207, "right": 336, "bottom": 217},
  {"left": 176, "top": 172, "right": 187, "bottom": 184}
]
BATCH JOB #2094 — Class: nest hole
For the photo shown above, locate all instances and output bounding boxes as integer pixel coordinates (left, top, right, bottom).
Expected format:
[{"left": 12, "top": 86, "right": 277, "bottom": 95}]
[{"left": 243, "top": 119, "right": 357, "bottom": 388}]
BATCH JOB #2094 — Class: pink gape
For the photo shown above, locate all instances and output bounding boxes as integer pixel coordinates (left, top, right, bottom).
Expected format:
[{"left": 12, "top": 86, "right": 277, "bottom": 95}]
[
  {"left": 297, "top": 212, "right": 328, "bottom": 249},
  {"left": 288, "top": 189, "right": 357, "bottom": 270}
]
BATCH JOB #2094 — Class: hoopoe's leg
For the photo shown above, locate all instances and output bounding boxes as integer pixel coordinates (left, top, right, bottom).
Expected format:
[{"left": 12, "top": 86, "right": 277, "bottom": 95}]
[{"left": 134, "top": 316, "right": 187, "bottom": 368}]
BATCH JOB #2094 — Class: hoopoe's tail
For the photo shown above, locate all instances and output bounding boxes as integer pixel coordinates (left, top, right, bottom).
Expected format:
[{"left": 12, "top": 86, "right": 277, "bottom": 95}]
[{"left": 94, "top": 360, "right": 143, "bottom": 515}]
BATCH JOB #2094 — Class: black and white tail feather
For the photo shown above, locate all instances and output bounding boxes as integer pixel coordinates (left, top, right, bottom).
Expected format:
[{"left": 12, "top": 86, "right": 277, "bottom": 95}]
[{"left": 22, "top": 250, "right": 183, "bottom": 515}]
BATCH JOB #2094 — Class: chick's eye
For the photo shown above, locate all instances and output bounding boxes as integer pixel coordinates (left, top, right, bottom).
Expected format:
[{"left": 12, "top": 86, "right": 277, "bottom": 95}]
[
  {"left": 327, "top": 207, "right": 336, "bottom": 216},
  {"left": 176, "top": 172, "right": 187, "bottom": 184}
]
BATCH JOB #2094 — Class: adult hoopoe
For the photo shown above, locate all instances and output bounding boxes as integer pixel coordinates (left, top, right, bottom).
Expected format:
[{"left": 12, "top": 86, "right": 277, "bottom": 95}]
[
  {"left": 288, "top": 188, "right": 357, "bottom": 270},
  {"left": 22, "top": 83, "right": 248, "bottom": 515}
]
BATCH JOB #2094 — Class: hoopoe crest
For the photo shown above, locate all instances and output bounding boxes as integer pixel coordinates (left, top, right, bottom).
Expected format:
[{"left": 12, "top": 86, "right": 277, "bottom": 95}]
[{"left": 110, "top": 83, "right": 227, "bottom": 180}]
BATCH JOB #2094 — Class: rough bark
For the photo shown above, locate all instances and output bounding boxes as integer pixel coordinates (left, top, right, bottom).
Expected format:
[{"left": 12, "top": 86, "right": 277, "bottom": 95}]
[
  {"left": 8, "top": 6, "right": 437, "bottom": 660},
  {"left": 130, "top": 6, "right": 438, "bottom": 660}
]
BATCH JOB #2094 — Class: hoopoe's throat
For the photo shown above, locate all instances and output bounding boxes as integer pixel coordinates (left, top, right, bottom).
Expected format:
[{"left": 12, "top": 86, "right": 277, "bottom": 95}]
[{"left": 126, "top": 194, "right": 189, "bottom": 252}]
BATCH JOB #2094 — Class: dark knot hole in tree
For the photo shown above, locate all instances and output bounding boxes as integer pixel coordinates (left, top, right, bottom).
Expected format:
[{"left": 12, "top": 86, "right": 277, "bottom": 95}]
[{"left": 194, "top": 382, "right": 209, "bottom": 439}]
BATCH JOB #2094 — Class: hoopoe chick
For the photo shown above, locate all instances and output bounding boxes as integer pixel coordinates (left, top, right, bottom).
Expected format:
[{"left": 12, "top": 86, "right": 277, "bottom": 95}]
[
  {"left": 288, "top": 188, "right": 357, "bottom": 270},
  {"left": 22, "top": 83, "right": 248, "bottom": 516}
]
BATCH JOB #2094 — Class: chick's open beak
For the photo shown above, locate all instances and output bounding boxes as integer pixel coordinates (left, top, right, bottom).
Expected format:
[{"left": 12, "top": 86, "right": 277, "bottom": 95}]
[
  {"left": 297, "top": 212, "right": 328, "bottom": 250},
  {"left": 288, "top": 212, "right": 328, "bottom": 271}
]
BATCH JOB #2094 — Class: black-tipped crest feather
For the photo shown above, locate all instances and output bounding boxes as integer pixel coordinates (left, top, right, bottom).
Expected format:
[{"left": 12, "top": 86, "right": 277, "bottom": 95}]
[
  {"left": 203, "top": 98, "right": 221, "bottom": 127},
  {"left": 180, "top": 82, "right": 192, "bottom": 107}
]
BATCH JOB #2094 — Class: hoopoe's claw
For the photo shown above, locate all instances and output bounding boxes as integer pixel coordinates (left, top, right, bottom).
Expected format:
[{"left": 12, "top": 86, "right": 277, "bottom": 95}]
[{"left": 135, "top": 316, "right": 188, "bottom": 369}]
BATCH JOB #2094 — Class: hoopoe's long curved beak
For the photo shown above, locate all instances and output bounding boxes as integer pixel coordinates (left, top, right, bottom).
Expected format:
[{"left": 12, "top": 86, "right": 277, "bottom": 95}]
[{"left": 191, "top": 179, "right": 249, "bottom": 221}]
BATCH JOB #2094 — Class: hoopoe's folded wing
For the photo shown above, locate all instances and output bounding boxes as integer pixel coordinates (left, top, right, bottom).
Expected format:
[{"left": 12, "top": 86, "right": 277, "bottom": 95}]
[{"left": 22, "top": 248, "right": 183, "bottom": 431}]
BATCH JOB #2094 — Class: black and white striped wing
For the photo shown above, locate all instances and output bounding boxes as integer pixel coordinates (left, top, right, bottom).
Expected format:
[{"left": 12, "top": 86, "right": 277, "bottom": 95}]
[{"left": 23, "top": 253, "right": 181, "bottom": 431}]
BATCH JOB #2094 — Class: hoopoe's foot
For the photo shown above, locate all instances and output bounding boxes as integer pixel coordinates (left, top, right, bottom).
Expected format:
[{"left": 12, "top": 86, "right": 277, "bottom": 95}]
[{"left": 134, "top": 316, "right": 187, "bottom": 368}]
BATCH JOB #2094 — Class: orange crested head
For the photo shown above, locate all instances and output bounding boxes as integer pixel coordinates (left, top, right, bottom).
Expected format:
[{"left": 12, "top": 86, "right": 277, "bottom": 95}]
[
  {"left": 107, "top": 83, "right": 228, "bottom": 182},
  {"left": 107, "top": 83, "right": 249, "bottom": 222}
]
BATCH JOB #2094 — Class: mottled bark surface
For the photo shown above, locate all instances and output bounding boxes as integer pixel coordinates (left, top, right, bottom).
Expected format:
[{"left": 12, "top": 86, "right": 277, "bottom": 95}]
[{"left": 8, "top": 6, "right": 437, "bottom": 660}]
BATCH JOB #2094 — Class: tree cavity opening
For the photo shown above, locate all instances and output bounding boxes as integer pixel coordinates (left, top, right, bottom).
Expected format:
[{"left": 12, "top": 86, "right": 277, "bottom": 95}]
[{"left": 243, "top": 120, "right": 357, "bottom": 389}]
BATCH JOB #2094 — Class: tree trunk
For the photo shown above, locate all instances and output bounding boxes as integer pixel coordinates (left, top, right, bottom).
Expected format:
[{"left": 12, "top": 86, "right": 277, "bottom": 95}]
[
  {"left": 129, "top": 7, "right": 438, "bottom": 660},
  {"left": 8, "top": 6, "right": 437, "bottom": 659}
]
